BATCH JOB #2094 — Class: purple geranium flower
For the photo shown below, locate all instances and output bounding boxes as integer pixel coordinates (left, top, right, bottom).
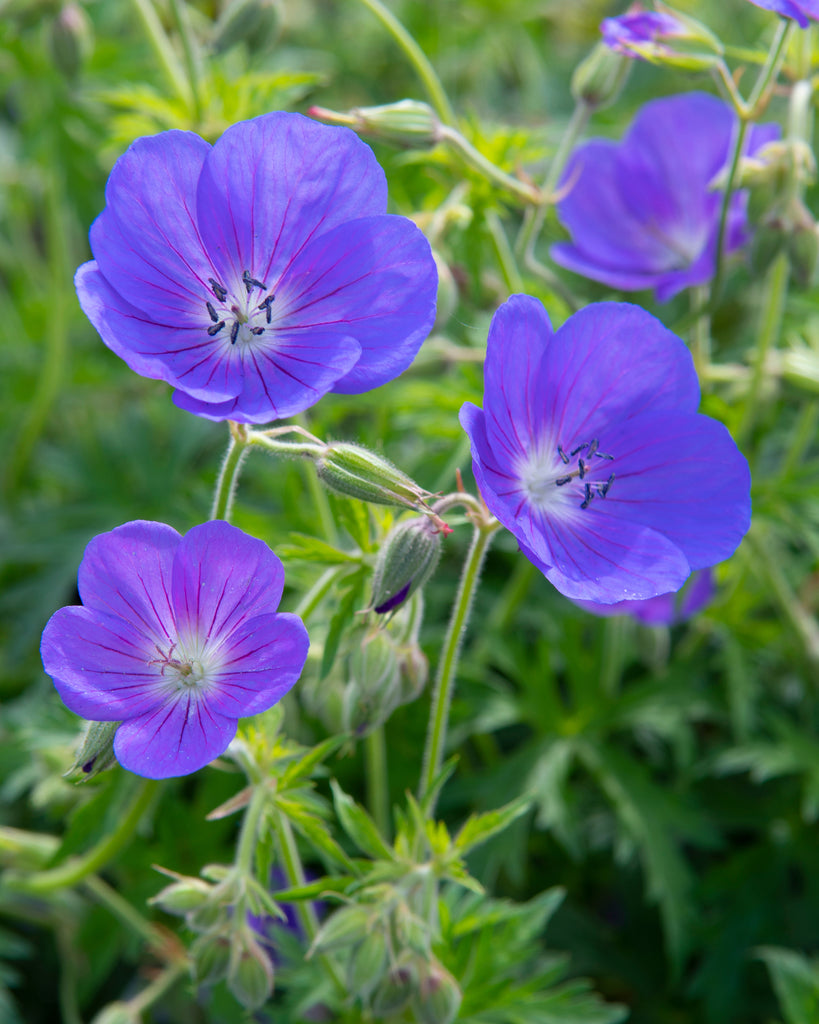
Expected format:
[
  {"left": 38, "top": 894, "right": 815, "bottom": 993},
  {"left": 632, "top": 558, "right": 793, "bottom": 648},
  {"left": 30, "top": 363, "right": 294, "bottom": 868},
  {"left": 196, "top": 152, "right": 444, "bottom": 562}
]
[
  {"left": 459, "top": 295, "right": 751, "bottom": 604},
  {"left": 601, "top": 8, "right": 686, "bottom": 56},
  {"left": 575, "top": 568, "right": 714, "bottom": 624},
  {"left": 76, "top": 112, "right": 437, "bottom": 424},
  {"left": 551, "top": 93, "right": 778, "bottom": 301},
  {"left": 41, "top": 520, "right": 309, "bottom": 779},
  {"left": 746, "top": 0, "right": 819, "bottom": 26}
]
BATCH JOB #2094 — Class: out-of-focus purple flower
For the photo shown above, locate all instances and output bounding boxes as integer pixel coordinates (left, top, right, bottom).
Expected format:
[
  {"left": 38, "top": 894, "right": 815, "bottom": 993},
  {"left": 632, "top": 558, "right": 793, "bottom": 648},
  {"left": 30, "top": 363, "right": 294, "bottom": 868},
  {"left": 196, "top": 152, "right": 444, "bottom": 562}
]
[
  {"left": 247, "top": 868, "right": 322, "bottom": 965},
  {"left": 746, "top": 0, "right": 819, "bottom": 26},
  {"left": 575, "top": 568, "right": 714, "bottom": 624},
  {"left": 551, "top": 93, "right": 779, "bottom": 301},
  {"left": 41, "top": 520, "right": 309, "bottom": 779},
  {"left": 459, "top": 295, "right": 751, "bottom": 604},
  {"left": 601, "top": 7, "right": 686, "bottom": 57},
  {"left": 76, "top": 112, "right": 437, "bottom": 424}
]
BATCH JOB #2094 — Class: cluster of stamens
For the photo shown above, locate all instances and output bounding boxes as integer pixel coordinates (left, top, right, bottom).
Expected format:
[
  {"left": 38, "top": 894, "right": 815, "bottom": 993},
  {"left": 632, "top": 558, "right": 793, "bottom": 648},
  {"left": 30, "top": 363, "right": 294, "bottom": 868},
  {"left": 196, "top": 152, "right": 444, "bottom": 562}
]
[
  {"left": 149, "top": 641, "right": 205, "bottom": 688},
  {"left": 204, "top": 270, "right": 276, "bottom": 345},
  {"left": 555, "top": 437, "right": 615, "bottom": 509}
]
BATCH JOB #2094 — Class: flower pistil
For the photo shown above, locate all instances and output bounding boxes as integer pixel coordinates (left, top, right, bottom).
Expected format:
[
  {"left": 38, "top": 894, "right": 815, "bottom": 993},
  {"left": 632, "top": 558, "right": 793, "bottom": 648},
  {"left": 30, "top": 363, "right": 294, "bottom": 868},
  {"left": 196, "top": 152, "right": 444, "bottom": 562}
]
[
  {"left": 521, "top": 438, "right": 615, "bottom": 512},
  {"left": 204, "top": 272, "right": 277, "bottom": 345}
]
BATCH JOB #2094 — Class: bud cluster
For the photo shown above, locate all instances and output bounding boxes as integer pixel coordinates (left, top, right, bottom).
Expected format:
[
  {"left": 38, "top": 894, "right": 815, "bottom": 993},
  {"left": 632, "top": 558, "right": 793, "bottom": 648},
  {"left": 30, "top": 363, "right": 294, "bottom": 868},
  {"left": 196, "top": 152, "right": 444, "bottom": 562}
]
[{"left": 309, "top": 874, "right": 462, "bottom": 1024}]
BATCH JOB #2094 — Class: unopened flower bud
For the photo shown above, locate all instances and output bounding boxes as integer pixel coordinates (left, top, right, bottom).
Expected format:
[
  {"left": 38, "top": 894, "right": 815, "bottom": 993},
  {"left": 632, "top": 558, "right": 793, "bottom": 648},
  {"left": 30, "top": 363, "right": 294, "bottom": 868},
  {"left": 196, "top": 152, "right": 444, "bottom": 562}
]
[
  {"left": 316, "top": 442, "right": 432, "bottom": 513},
  {"left": 571, "top": 42, "right": 631, "bottom": 110},
  {"left": 397, "top": 643, "right": 429, "bottom": 704},
  {"left": 309, "top": 100, "right": 442, "bottom": 148},
  {"left": 192, "top": 931, "right": 232, "bottom": 985},
  {"left": 49, "top": 3, "right": 93, "bottom": 81},
  {"left": 89, "top": 1002, "right": 139, "bottom": 1024},
  {"left": 371, "top": 517, "right": 443, "bottom": 614},
  {"left": 310, "top": 904, "right": 372, "bottom": 955},
  {"left": 227, "top": 930, "right": 275, "bottom": 1010},
  {"left": 343, "top": 630, "right": 402, "bottom": 736},
  {"left": 212, "top": 0, "right": 275, "bottom": 54},
  {"left": 347, "top": 927, "right": 389, "bottom": 1001},
  {"left": 433, "top": 252, "right": 458, "bottom": 330},
  {"left": 64, "top": 720, "right": 119, "bottom": 782},
  {"left": 150, "top": 878, "right": 213, "bottom": 916},
  {"left": 371, "top": 953, "right": 419, "bottom": 1017},
  {"left": 787, "top": 219, "right": 819, "bottom": 289},
  {"left": 413, "top": 962, "right": 462, "bottom": 1024}
]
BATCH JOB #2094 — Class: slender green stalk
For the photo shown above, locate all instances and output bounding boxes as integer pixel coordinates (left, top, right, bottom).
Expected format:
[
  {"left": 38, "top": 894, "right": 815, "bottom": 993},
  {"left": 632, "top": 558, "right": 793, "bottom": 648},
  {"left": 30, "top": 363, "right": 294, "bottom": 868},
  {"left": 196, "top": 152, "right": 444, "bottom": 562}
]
[
  {"left": 211, "top": 425, "right": 251, "bottom": 521},
  {"left": 55, "top": 922, "right": 83, "bottom": 1024},
  {"left": 6, "top": 172, "right": 69, "bottom": 493},
  {"left": 419, "top": 520, "right": 500, "bottom": 806},
  {"left": 690, "top": 284, "right": 712, "bottom": 382},
  {"left": 365, "top": 727, "right": 390, "bottom": 840},
  {"left": 168, "top": 0, "right": 204, "bottom": 125},
  {"left": 711, "top": 21, "right": 791, "bottom": 300},
  {"left": 738, "top": 251, "right": 789, "bottom": 445},
  {"left": 485, "top": 210, "right": 523, "bottom": 292},
  {"left": 745, "top": 531, "right": 819, "bottom": 664},
  {"left": 130, "top": 962, "right": 189, "bottom": 1015},
  {"left": 13, "top": 780, "right": 159, "bottom": 894},
  {"left": 129, "top": 0, "right": 192, "bottom": 107},
  {"left": 295, "top": 566, "right": 347, "bottom": 620},
  {"left": 303, "top": 460, "right": 339, "bottom": 545},
  {"left": 84, "top": 874, "right": 170, "bottom": 950},
  {"left": 236, "top": 783, "right": 270, "bottom": 878},
  {"left": 518, "top": 100, "right": 591, "bottom": 273},
  {"left": 274, "top": 812, "right": 346, "bottom": 995},
  {"left": 439, "top": 126, "right": 541, "bottom": 205},
  {"left": 357, "top": 0, "right": 456, "bottom": 125}
]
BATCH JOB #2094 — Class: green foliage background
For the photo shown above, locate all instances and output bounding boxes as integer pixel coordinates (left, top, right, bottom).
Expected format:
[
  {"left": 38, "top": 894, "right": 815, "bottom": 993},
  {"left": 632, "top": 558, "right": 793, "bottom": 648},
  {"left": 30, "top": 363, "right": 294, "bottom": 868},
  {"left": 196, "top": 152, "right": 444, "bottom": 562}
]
[{"left": 1, "top": 1, "right": 819, "bottom": 1022}]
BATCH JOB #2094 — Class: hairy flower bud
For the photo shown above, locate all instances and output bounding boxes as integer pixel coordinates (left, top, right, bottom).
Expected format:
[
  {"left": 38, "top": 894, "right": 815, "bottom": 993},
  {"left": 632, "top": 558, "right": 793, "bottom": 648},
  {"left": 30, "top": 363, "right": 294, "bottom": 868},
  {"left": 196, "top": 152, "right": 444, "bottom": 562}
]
[
  {"left": 212, "top": 0, "right": 279, "bottom": 54},
  {"left": 64, "top": 720, "right": 119, "bottom": 782},
  {"left": 371, "top": 517, "right": 443, "bottom": 614},
  {"left": 309, "top": 100, "right": 442, "bottom": 148},
  {"left": 150, "top": 878, "right": 213, "bottom": 916},
  {"left": 310, "top": 904, "right": 372, "bottom": 955},
  {"left": 397, "top": 642, "right": 429, "bottom": 704},
  {"left": 413, "top": 962, "right": 462, "bottom": 1024},
  {"left": 371, "top": 953, "right": 419, "bottom": 1017},
  {"left": 347, "top": 927, "right": 389, "bottom": 1001},
  {"left": 571, "top": 42, "right": 631, "bottom": 110},
  {"left": 316, "top": 442, "right": 432, "bottom": 513},
  {"left": 89, "top": 1002, "right": 139, "bottom": 1024},
  {"left": 227, "top": 929, "right": 275, "bottom": 1010},
  {"left": 49, "top": 3, "right": 93, "bottom": 80},
  {"left": 343, "top": 630, "right": 402, "bottom": 736},
  {"left": 192, "top": 931, "right": 232, "bottom": 985}
]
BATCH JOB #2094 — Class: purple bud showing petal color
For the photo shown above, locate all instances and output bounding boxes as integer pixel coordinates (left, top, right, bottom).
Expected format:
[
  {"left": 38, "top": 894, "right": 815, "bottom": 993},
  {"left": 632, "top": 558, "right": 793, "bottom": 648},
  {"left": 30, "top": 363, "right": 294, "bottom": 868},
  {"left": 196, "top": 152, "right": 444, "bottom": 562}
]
[
  {"left": 459, "top": 296, "right": 751, "bottom": 605},
  {"left": 551, "top": 93, "right": 779, "bottom": 302},
  {"left": 745, "top": 0, "right": 819, "bottom": 27},
  {"left": 40, "top": 520, "right": 309, "bottom": 779},
  {"left": 574, "top": 568, "right": 715, "bottom": 624},
  {"left": 600, "top": 9, "right": 686, "bottom": 56},
  {"left": 75, "top": 112, "right": 438, "bottom": 424}
]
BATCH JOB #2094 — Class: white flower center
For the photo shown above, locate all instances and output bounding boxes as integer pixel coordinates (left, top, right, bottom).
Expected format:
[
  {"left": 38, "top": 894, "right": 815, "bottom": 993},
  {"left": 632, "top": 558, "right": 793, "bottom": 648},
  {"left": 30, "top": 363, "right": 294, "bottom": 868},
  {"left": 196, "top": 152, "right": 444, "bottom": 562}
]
[
  {"left": 150, "top": 639, "right": 219, "bottom": 693},
  {"left": 519, "top": 437, "right": 616, "bottom": 512},
  {"left": 203, "top": 270, "right": 277, "bottom": 347}
]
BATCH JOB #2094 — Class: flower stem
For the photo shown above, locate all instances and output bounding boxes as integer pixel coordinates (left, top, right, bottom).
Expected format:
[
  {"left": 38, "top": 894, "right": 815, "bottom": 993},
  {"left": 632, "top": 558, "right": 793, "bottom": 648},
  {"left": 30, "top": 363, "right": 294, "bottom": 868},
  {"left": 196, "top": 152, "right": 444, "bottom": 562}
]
[
  {"left": 167, "top": 0, "right": 204, "bottom": 126},
  {"left": 84, "top": 875, "right": 167, "bottom": 950},
  {"left": 356, "top": 0, "right": 456, "bottom": 125},
  {"left": 365, "top": 726, "right": 390, "bottom": 840},
  {"left": 485, "top": 209, "right": 523, "bottom": 293},
  {"left": 738, "top": 250, "right": 789, "bottom": 446},
  {"left": 274, "top": 811, "right": 347, "bottom": 995},
  {"left": 690, "top": 284, "right": 712, "bottom": 382},
  {"left": 11, "top": 779, "right": 159, "bottom": 894},
  {"left": 236, "top": 782, "right": 269, "bottom": 879},
  {"left": 438, "top": 125, "right": 541, "bottom": 205},
  {"left": 211, "top": 423, "right": 251, "bottom": 521},
  {"left": 129, "top": 0, "right": 193, "bottom": 108},
  {"left": 711, "top": 21, "right": 792, "bottom": 301},
  {"left": 518, "top": 100, "right": 591, "bottom": 270},
  {"left": 419, "top": 520, "right": 500, "bottom": 808},
  {"left": 129, "top": 961, "right": 189, "bottom": 1016}
]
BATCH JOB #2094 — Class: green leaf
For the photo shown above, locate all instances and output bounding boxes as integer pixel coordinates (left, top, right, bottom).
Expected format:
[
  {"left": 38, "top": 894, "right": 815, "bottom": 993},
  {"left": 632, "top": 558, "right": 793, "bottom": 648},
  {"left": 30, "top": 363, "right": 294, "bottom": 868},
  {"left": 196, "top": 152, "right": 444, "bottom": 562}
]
[
  {"left": 454, "top": 795, "right": 531, "bottom": 854},
  {"left": 330, "top": 780, "right": 394, "bottom": 861},
  {"left": 319, "top": 567, "right": 368, "bottom": 680},
  {"left": 278, "top": 735, "right": 349, "bottom": 790},
  {"left": 277, "top": 532, "right": 361, "bottom": 566},
  {"left": 757, "top": 947, "right": 819, "bottom": 1024},
  {"left": 275, "top": 797, "right": 358, "bottom": 873}
]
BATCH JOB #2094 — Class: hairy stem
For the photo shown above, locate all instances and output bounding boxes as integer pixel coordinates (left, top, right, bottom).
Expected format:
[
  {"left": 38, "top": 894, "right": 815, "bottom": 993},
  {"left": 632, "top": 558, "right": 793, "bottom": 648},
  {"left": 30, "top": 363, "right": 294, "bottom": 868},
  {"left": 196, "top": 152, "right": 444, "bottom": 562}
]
[
  {"left": 357, "top": 0, "right": 456, "bottom": 125},
  {"left": 12, "top": 779, "right": 159, "bottom": 894},
  {"left": 419, "top": 520, "right": 500, "bottom": 808},
  {"left": 365, "top": 726, "right": 390, "bottom": 840},
  {"left": 211, "top": 424, "right": 251, "bottom": 521}
]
